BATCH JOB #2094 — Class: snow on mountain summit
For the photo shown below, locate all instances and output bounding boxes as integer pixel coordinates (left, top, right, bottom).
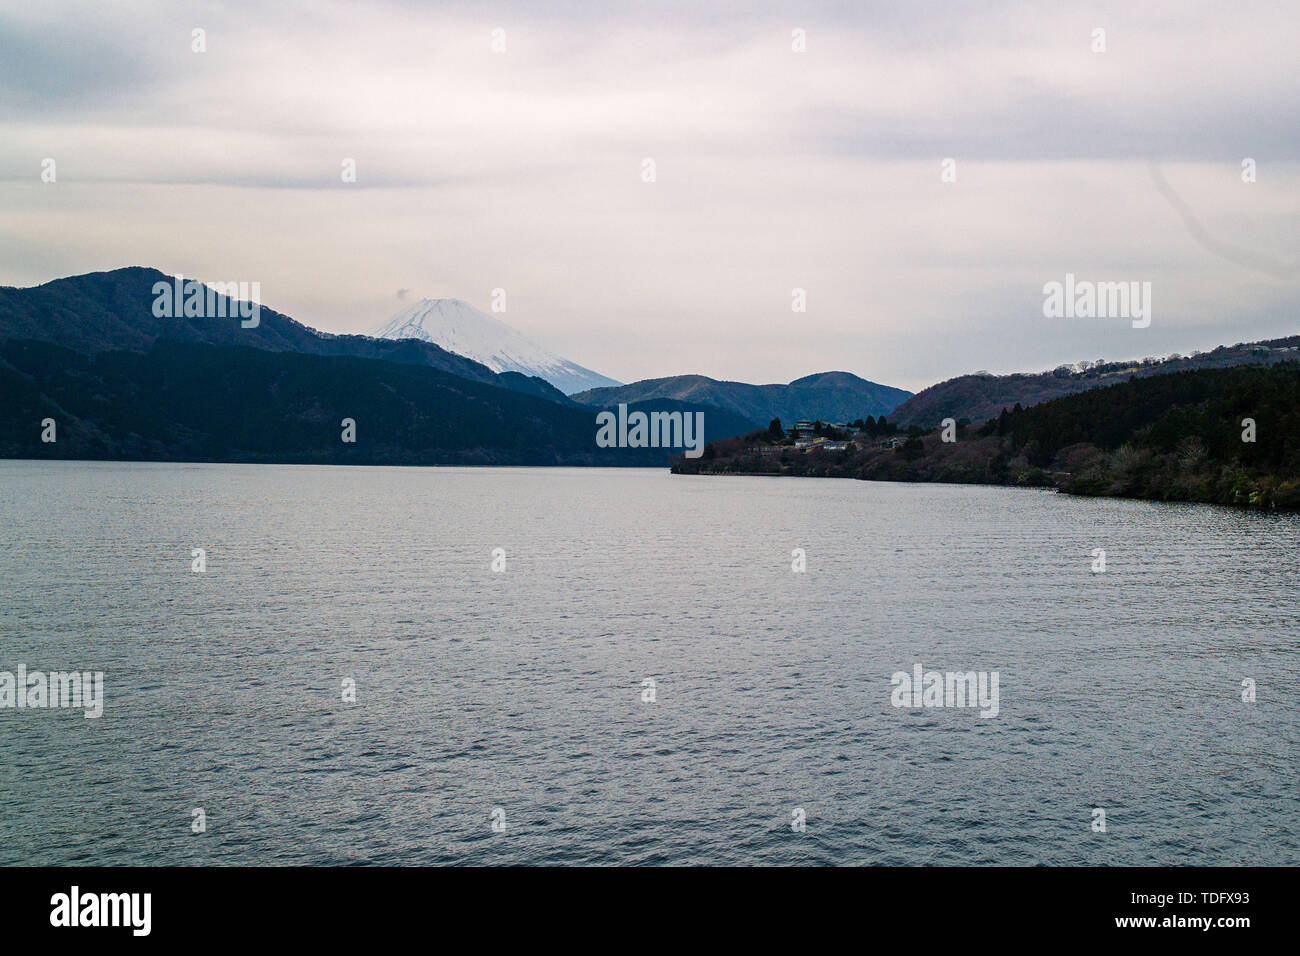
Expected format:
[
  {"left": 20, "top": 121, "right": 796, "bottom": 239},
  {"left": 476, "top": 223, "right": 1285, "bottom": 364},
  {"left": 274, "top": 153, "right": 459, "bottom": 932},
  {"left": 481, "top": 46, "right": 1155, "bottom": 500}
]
[{"left": 368, "top": 298, "right": 621, "bottom": 395}]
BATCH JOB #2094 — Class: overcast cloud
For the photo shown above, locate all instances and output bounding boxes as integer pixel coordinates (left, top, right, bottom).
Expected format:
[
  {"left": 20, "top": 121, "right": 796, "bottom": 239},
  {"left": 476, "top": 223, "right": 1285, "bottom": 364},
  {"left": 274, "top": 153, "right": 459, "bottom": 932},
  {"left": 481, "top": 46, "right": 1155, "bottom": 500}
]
[{"left": 1, "top": 0, "right": 1297, "bottom": 390}]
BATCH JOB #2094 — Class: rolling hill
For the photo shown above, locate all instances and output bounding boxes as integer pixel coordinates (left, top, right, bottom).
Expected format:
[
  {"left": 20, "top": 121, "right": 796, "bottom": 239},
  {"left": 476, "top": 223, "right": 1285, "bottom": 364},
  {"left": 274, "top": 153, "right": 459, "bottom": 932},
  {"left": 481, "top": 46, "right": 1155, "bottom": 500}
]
[
  {"left": 571, "top": 371, "right": 912, "bottom": 425},
  {"left": 888, "top": 337, "right": 1300, "bottom": 428}
]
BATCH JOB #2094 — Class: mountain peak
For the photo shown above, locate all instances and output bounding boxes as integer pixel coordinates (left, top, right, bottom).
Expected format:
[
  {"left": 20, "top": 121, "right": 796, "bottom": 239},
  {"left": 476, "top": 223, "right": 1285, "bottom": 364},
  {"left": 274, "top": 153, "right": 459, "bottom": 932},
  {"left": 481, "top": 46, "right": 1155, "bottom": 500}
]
[
  {"left": 788, "top": 371, "right": 866, "bottom": 387},
  {"left": 369, "top": 298, "right": 621, "bottom": 395}
]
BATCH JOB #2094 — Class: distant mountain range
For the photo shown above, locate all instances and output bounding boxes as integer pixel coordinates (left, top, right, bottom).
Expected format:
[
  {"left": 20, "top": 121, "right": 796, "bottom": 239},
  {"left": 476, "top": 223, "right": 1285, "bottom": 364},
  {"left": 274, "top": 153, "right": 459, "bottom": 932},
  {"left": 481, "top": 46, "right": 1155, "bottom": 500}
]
[
  {"left": 0, "top": 268, "right": 756, "bottom": 465},
  {"left": 12, "top": 265, "right": 1281, "bottom": 473},
  {"left": 369, "top": 297, "right": 621, "bottom": 395},
  {"left": 572, "top": 371, "right": 913, "bottom": 424}
]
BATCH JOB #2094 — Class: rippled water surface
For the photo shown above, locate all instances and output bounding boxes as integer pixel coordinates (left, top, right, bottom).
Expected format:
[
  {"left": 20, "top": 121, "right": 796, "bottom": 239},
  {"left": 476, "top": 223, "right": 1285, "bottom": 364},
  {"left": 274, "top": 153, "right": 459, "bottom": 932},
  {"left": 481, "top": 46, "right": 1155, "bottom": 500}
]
[{"left": 0, "top": 460, "right": 1296, "bottom": 865}]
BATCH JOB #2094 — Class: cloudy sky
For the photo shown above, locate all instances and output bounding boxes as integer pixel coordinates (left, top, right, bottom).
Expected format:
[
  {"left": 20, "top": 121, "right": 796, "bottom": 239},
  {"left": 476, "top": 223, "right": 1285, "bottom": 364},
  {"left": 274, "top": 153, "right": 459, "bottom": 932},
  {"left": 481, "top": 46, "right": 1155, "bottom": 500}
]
[{"left": 2, "top": 0, "right": 1297, "bottom": 391}]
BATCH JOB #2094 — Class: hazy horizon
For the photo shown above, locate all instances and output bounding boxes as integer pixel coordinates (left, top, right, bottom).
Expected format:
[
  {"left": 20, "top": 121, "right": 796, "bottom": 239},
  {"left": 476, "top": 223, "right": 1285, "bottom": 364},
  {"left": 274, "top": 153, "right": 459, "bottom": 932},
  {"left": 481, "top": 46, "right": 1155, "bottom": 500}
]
[{"left": 2, "top": 0, "right": 1298, "bottom": 392}]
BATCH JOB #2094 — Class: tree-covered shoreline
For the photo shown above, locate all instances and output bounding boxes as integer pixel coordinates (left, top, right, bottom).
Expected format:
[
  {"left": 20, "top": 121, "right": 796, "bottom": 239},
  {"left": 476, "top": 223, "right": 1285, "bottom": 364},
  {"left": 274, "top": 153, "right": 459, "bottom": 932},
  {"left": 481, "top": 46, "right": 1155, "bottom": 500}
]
[{"left": 673, "top": 364, "right": 1300, "bottom": 511}]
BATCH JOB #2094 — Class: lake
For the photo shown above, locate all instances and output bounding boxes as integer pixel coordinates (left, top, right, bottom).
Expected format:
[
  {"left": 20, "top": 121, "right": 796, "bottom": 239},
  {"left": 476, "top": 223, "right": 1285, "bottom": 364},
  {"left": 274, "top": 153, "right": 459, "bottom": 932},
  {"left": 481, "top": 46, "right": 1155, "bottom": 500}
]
[{"left": 0, "top": 460, "right": 1295, "bottom": 865}]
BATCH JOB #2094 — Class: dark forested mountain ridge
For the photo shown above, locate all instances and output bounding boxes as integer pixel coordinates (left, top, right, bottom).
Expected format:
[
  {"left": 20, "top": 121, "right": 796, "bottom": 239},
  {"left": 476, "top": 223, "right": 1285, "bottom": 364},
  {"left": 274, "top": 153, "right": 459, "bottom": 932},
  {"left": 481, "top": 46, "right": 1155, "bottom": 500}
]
[
  {"left": 0, "top": 338, "right": 654, "bottom": 465},
  {"left": 0, "top": 338, "right": 757, "bottom": 466}
]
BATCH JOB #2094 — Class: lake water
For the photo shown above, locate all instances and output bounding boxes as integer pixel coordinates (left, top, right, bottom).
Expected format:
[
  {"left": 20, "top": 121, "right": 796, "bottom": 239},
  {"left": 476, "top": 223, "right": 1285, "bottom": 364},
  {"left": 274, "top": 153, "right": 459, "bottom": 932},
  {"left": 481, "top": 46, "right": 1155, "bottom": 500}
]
[{"left": 0, "top": 460, "right": 1296, "bottom": 865}]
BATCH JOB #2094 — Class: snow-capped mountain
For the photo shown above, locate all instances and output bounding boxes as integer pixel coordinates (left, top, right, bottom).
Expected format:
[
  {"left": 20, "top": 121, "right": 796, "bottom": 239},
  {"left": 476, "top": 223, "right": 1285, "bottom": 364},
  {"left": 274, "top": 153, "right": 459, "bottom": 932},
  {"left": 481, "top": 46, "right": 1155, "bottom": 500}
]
[{"left": 368, "top": 298, "right": 621, "bottom": 395}]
